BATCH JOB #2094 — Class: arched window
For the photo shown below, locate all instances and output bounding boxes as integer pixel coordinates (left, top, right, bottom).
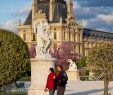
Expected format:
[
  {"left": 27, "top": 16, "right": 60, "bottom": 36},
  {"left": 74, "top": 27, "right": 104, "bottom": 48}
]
[
  {"left": 91, "top": 34, "right": 95, "bottom": 39},
  {"left": 108, "top": 36, "right": 110, "bottom": 39},
  {"left": 100, "top": 36, "right": 103, "bottom": 39},
  {"left": 104, "top": 36, "right": 106, "bottom": 39},
  {"left": 96, "top": 35, "right": 99, "bottom": 38}
]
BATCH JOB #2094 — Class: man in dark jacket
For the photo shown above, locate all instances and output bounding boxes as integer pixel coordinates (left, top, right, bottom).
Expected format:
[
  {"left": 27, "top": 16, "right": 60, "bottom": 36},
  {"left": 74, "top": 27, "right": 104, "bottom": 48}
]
[{"left": 56, "top": 65, "right": 68, "bottom": 95}]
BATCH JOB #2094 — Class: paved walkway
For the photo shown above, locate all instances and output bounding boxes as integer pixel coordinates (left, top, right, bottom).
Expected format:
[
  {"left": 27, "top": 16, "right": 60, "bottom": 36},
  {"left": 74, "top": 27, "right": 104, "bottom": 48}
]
[
  {"left": 64, "top": 81, "right": 113, "bottom": 95},
  {"left": 23, "top": 80, "right": 113, "bottom": 95}
]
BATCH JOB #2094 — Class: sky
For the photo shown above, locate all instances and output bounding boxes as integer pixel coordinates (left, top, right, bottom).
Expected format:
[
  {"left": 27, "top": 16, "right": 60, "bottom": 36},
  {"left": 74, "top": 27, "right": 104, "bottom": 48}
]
[{"left": 0, "top": 0, "right": 113, "bottom": 33}]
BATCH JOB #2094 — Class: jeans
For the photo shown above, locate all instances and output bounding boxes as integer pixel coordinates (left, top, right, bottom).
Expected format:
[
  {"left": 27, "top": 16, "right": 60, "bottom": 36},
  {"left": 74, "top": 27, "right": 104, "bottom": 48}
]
[
  {"left": 49, "top": 89, "right": 54, "bottom": 95},
  {"left": 57, "top": 86, "right": 65, "bottom": 95}
]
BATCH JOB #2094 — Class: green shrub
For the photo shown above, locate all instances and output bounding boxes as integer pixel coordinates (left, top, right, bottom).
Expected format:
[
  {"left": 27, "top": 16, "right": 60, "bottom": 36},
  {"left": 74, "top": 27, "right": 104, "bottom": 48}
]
[{"left": 0, "top": 29, "right": 30, "bottom": 86}]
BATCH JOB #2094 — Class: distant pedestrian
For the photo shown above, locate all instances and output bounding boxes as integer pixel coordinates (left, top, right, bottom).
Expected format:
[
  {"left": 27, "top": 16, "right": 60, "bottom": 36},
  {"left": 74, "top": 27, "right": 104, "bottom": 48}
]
[
  {"left": 45, "top": 68, "right": 56, "bottom": 95},
  {"left": 56, "top": 65, "right": 68, "bottom": 95}
]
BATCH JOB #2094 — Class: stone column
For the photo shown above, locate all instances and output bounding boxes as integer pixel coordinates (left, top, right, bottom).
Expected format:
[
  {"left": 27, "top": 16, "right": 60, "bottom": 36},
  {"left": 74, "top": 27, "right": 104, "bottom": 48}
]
[
  {"left": 80, "top": 44, "right": 83, "bottom": 56},
  {"left": 75, "top": 32, "right": 80, "bottom": 54},
  {"left": 76, "top": 44, "right": 79, "bottom": 54},
  {"left": 75, "top": 32, "right": 79, "bottom": 42},
  {"left": 65, "top": 31, "right": 68, "bottom": 41},
  {"left": 28, "top": 58, "right": 55, "bottom": 95},
  {"left": 84, "top": 49, "right": 87, "bottom": 56},
  {"left": 84, "top": 41, "right": 89, "bottom": 56}
]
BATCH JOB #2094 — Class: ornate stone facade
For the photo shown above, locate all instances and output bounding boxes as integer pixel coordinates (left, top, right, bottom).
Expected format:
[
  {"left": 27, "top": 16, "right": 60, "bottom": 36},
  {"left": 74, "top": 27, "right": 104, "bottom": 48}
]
[{"left": 18, "top": 0, "right": 113, "bottom": 56}]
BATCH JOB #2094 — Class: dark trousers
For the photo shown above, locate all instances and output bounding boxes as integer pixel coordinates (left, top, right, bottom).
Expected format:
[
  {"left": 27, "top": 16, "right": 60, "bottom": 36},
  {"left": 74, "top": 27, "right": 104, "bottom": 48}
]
[
  {"left": 57, "top": 86, "right": 65, "bottom": 95},
  {"left": 49, "top": 89, "right": 55, "bottom": 95}
]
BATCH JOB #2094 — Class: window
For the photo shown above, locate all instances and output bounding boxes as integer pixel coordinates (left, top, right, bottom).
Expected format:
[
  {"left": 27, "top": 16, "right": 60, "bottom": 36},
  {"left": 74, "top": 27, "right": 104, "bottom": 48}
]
[
  {"left": 31, "top": 33, "right": 36, "bottom": 41},
  {"left": 54, "top": 32, "right": 57, "bottom": 40},
  {"left": 54, "top": 28, "right": 56, "bottom": 30},
  {"left": 63, "top": 28, "right": 66, "bottom": 40},
  {"left": 64, "top": 31, "right": 65, "bottom": 40},
  {"left": 23, "top": 33, "right": 26, "bottom": 41}
]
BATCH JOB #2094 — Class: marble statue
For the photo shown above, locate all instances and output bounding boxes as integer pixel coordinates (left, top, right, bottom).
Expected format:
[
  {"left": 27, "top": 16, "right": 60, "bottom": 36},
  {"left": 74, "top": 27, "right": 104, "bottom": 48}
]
[
  {"left": 29, "top": 20, "right": 55, "bottom": 95},
  {"left": 33, "top": 20, "right": 52, "bottom": 58},
  {"left": 67, "top": 59, "right": 77, "bottom": 71}
]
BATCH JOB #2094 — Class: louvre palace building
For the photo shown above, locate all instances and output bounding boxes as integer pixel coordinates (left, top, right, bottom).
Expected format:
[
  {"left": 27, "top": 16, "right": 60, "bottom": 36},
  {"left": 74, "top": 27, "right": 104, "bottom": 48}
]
[{"left": 18, "top": 0, "right": 113, "bottom": 56}]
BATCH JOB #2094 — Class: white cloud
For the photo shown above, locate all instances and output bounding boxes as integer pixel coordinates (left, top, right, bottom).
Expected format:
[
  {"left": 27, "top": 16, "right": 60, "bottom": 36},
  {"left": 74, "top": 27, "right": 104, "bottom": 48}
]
[
  {"left": 82, "top": 16, "right": 113, "bottom": 32},
  {"left": 82, "top": 19, "right": 88, "bottom": 27},
  {"left": 73, "top": 1, "right": 80, "bottom": 9},
  {"left": 97, "top": 14, "right": 113, "bottom": 24},
  {"left": 0, "top": 20, "right": 18, "bottom": 33},
  {"left": 73, "top": 0, "right": 113, "bottom": 32},
  {"left": 13, "top": 1, "right": 31, "bottom": 16},
  {"left": 13, "top": 7, "right": 31, "bottom": 16}
]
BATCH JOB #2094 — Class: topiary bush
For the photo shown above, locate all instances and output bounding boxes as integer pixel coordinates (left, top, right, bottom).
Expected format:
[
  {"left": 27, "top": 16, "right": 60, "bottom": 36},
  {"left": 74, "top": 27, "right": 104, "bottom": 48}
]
[
  {"left": 0, "top": 29, "right": 30, "bottom": 86},
  {"left": 87, "top": 43, "right": 113, "bottom": 95}
]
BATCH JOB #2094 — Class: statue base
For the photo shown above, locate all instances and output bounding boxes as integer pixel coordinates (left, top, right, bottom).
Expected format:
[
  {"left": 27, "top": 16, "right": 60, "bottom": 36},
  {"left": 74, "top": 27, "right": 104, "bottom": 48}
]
[
  {"left": 28, "top": 58, "right": 55, "bottom": 95},
  {"left": 66, "top": 70, "right": 79, "bottom": 81},
  {"left": 89, "top": 72, "right": 95, "bottom": 80}
]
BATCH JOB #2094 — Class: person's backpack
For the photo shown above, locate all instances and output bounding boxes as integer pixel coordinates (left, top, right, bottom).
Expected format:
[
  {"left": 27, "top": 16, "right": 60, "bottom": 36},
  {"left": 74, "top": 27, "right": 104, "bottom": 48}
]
[{"left": 60, "top": 70, "right": 68, "bottom": 86}]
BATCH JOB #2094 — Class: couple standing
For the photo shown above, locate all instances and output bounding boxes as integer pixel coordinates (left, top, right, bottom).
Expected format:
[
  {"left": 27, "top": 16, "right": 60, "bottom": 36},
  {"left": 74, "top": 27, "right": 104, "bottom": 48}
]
[{"left": 45, "top": 65, "right": 68, "bottom": 95}]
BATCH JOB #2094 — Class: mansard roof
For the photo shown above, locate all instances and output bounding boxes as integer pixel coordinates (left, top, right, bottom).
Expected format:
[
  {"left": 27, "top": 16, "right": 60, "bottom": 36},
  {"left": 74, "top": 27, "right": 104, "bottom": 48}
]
[
  {"left": 24, "top": 11, "right": 32, "bottom": 25},
  {"left": 24, "top": 1, "right": 67, "bottom": 25},
  {"left": 83, "top": 28, "right": 113, "bottom": 39}
]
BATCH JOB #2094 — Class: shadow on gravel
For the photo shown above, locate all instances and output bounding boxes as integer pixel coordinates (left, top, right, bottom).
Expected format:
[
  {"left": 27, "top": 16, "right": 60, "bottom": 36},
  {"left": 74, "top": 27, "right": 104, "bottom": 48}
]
[{"left": 66, "top": 87, "right": 113, "bottom": 95}]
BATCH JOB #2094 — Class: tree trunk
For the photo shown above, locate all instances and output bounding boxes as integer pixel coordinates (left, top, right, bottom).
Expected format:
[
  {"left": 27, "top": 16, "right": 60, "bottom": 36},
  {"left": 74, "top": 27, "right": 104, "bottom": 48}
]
[{"left": 104, "top": 80, "right": 109, "bottom": 95}]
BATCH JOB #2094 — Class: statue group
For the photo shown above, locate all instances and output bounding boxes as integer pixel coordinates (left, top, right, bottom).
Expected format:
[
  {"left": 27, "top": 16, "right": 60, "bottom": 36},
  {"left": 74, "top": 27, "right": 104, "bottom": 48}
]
[
  {"left": 33, "top": 20, "right": 52, "bottom": 58},
  {"left": 28, "top": 20, "right": 55, "bottom": 95}
]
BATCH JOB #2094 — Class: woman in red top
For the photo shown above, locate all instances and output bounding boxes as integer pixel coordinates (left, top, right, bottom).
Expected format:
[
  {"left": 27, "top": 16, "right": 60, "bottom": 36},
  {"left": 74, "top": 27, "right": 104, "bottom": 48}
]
[{"left": 45, "top": 68, "right": 56, "bottom": 95}]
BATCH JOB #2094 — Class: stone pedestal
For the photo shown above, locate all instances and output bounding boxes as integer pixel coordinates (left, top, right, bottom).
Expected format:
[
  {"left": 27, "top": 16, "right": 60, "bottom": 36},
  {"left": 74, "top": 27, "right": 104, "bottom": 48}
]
[
  {"left": 89, "top": 72, "right": 94, "bottom": 80},
  {"left": 28, "top": 58, "right": 55, "bottom": 95},
  {"left": 66, "top": 70, "right": 79, "bottom": 81}
]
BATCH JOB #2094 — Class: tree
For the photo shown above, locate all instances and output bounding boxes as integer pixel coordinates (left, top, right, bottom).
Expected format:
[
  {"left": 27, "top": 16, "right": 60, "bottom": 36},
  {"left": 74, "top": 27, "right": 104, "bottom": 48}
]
[
  {"left": 29, "top": 44, "right": 36, "bottom": 58},
  {"left": 87, "top": 43, "right": 113, "bottom": 95},
  {"left": 51, "top": 42, "right": 80, "bottom": 70},
  {"left": 77, "top": 56, "right": 87, "bottom": 68},
  {"left": 0, "top": 29, "right": 30, "bottom": 91}
]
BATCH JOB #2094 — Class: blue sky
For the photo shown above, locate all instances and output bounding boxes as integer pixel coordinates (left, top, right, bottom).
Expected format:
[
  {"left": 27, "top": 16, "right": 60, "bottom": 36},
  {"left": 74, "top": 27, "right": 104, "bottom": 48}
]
[
  {"left": 0, "top": 0, "right": 31, "bottom": 32},
  {"left": 0, "top": 0, "right": 31, "bottom": 24},
  {"left": 0, "top": 0, "right": 113, "bottom": 33}
]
